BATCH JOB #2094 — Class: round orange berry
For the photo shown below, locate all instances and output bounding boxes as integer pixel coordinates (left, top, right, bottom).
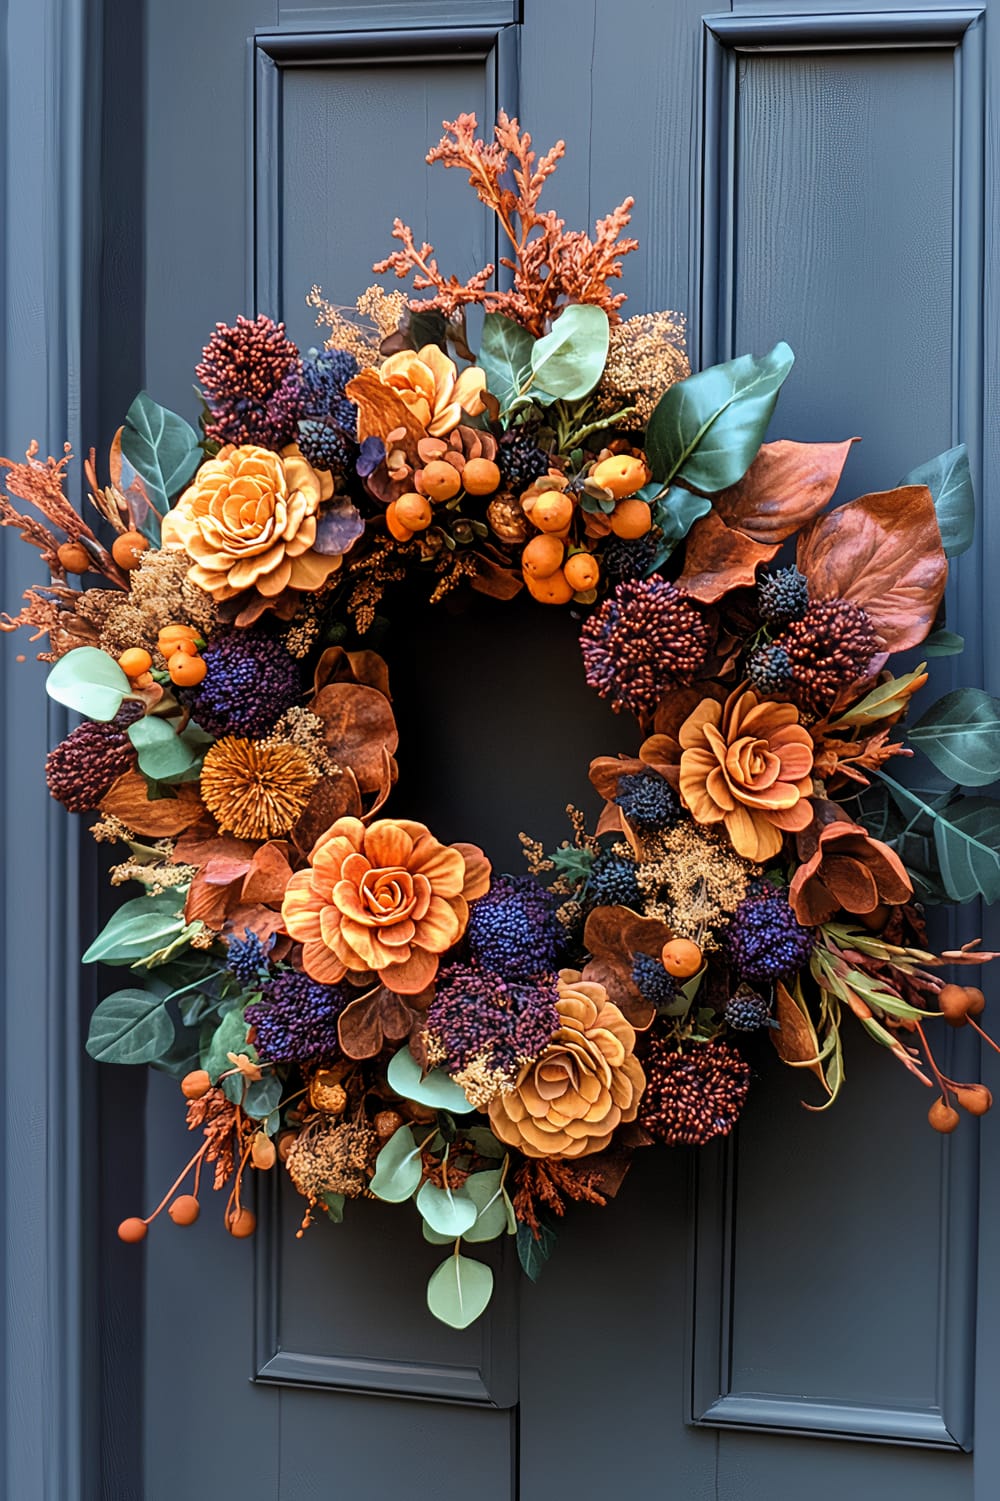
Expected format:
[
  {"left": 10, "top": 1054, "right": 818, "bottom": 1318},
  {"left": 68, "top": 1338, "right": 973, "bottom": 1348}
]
[
  {"left": 118, "top": 648, "right": 153, "bottom": 680},
  {"left": 57, "top": 540, "right": 91, "bottom": 574},
  {"left": 418, "top": 460, "right": 461, "bottom": 502},
  {"left": 117, "top": 1217, "right": 148, "bottom": 1244},
  {"left": 609, "top": 498, "right": 653, "bottom": 539},
  {"left": 111, "top": 530, "right": 150, "bottom": 569},
  {"left": 521, "top": 534, "right": 565, "bottom": 580},
  {"left": 563, "top": 552, "right": 600, "bottom": 592},
  {"left": 168, "top": 651, "right": 207, "bottom": 687},
  {"left": 956, "top": 1084, "right": 993, "bottom": 1117},
  {"left": 463, "top": 458, "right": 501, "bottom": 496},
  {"left": 386, "top": 502, "right": 415, "bottom": 542},
  {"left": 181, "top": 1069, "right": 211, "bottom": 1100},
  {"left": 157, "top": 624, "right": 199, "bottom": 650},
  {"left": 226, "top": 1207, "right": 257, "bottom": 1239},
  {"left": 394, "top": 492, "right": 434, "bottom": 531},
  {"left": 928, "top": 1097, "right": 960, "bottom": 1133},
  {"left": 660, "top": 937, "right": 703, "bottom": 978},
  {"left": 168, "top": 1195, "right": 201, "bottom": 1226},
  {"left": 523, "top": 568, "right": 574, "bottom": 605},
  {"left": 591, "top": 453, "right": 649, "bottom": 499},
  {"left": 528, "top": 491, "right": 574, "bottom": 533}
]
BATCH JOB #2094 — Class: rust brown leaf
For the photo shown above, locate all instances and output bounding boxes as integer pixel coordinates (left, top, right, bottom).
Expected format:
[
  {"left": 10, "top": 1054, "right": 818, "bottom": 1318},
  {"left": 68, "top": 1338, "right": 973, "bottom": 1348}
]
[
  {"left": 677, "top": 508, "right": 779, "bottom": 603},
  {"left": 337, "top": 986, "right": 423, "bottom": 1061},
  {"left": 292, "top": 768, "right": 363, "bottom": 855},
  {"left": 468, "top": 557, "right": 525, "bottom": 600},
  {"left": 311, "top": 682, "right": 400, "bottom": 793},
  {"left": 796, "top": 486, "right": 947, "bottom": 652},
  {"left": 713, "top": 438, "right": 858, "bottom": 543},
  {"left": 312, "top": 645, "right": 392, "bottom": 700},
  {"left": 241, "top": 841, "right": 294, "bottom": 904},
  {"left": 581, "top": 905, "right": 675, "bottom": 1028},
  {"left": 345, "top": 369, "right": 426, "bottom": 454},
  {"left": 588, "top": 754, "right": 646, "bottom": 802},
  {"left": 771, "top": 979, "right": 830, "bottom": 1094},
  {"left": 100, "top": 770, "right": 205, "bottom": 837}
]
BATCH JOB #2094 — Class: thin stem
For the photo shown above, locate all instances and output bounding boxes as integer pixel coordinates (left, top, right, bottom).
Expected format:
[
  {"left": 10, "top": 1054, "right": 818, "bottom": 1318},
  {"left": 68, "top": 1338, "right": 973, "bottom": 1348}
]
[{"left": 143, "top": 1142, "right": 208, "bottom": 1224}]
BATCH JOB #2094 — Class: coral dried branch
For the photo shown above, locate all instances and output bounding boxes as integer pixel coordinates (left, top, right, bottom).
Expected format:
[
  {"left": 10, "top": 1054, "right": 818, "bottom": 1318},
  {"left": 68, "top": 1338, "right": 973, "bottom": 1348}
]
[{"left": 0, "top": 441, "right": 128, "bottom": 588}]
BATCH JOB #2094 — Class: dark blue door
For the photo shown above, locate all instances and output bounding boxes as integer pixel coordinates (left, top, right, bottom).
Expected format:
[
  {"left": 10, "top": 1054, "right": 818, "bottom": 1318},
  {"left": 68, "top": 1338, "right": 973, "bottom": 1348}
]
[{"left": 2, "top": 1, "right": 998, "bottom": 1497}]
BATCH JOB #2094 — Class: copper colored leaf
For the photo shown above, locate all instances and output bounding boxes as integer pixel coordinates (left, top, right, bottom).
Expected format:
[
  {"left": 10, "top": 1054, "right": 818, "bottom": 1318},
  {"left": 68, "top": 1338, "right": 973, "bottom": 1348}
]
[
  {"left": 771, "top": 979, "right": 830, "bottom": 1094},
  {"left": 581, "top": 905, "right": 673, "bottom": 1027},
  {"left": 241, "top": 842, "right": 293, "bottom": 905},
  {"left": 172, "top": 828, "right": 255, "bottom": 869},
  {"left": 202, "top": 855, "right": 253, "bottom": 886},
  {"left": 311, "top": 682, "right": 399, "bottom": 793},
  {"left": 185, "top": 869, "right": 236, "bottom": 928},
  {"left": 337, "top": 986, "right": 421, "bottom": 1061},
  {"left": 712, "top": 438, "right": 858, "bottom": 543},
  {"left": 313, "top": 645, "right": 392, "bottom": 700},
  {"left": 588, "top": 755, "right": 646, "bottom": 802},
  {"left": 345, "top": 369, "right": 426, "bottom": 454},
  {"left": 676, "top": 508, "right": 778, "bottom": 602},
  {"left": 565, "top": 1147, "right": 632, "bottom": 1199},
  {"left": 223, "top": 904, "right": 289, "bottom": 946},
  {"left": 796, "top": 486, "right": 947, "bottom": 652},
  {"left": 292, "top": 768, "right": 363, "bottom": 855},
  {"left": 468, "top": 557, "right": 524, "bottom": 600},
  {"left": 100, "top": 770, "right": 204, "bottom": 837}
]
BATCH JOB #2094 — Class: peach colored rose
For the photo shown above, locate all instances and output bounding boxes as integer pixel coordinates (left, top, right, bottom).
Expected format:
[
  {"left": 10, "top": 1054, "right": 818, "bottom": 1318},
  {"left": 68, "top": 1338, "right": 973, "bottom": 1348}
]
[
  {"left": 282, "top": 816, "right": 490, "bottom": 995},
  {"left": 678, "top": 687, "right": 815, "bottom": 862},
  {"left": 161, "top": 443, "right": 341, "bottom": 601},
  {"left": 488, "top": 971, "right": 646, "bottom": 1159},
  {"left": 377, "top": 344, "right": 486, "bottom": 437}
]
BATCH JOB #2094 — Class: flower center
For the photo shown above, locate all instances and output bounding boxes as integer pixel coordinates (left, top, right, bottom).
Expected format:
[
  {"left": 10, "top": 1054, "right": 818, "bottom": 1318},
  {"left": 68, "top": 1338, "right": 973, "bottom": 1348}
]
[{"left": 359, "top": 865, "right": 415, "bottom": 924}]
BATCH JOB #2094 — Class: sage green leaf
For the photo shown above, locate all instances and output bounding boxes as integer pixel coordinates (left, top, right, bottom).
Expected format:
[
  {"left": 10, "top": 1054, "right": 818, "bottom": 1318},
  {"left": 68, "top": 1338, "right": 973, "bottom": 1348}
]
[
  {"left": 924, "top": 630, "right": 965, "bottom": 658},
  {"left": 645, "top": 342, "right": 795, "bottom": 490},
  {"left": 516, "top": 1220, "right": 557, "bottom": 1282},
  {"left": 422, "top": 1221, "right": 454, "bottom": 1246},
  {"left": 427, "top": 1253, "right": 494, "bottom": 1329},
  {"left": 321, "top": 1192, "right": 345, "bottom": 1224},
  {"left": 463, "top": 1169, "right": 509, "bottom": 1243},
  {"left": 463, "top": 1127, "right": 507, "bottom": 1159},
  {"left": 203, "top": 1005, "right": 251, "bottom": 1082},
  {"left": 932, "top": 796, "right": 1000, "bottom": 903},
  {"left": 900, "top": 444, "right": 974, "bottom": 558},
  {"left": 479, "top": 314, "right": 535, "bottom": 412},
  {"left": 369, "top": 1124, "right": 424, "bottom": 1203},
  {"left": 243, "top": 1074, "right": 282, "bottom": 1119},
  {"left": 121, "top": 390, "right": 201, "bottom": 515},
  {"left": 386, "top": 1046, "right": 476, "bottom": 1114},
  {"left": 46, "top": 647, "right": 130, "bottom": 722},
  {"left": 82, "top": 891, "right": 188, "bottom": 964},
  {"left": 128, "top": 716, "right": 200, "bottom": 781},
  {"left": 415, "top": 1180, "right": 478, "bottom": 1238},
  {"left": 86, "top": 988, "right": 175, "bottom": 1065},
  {"left": 530, "top": 304, "right": 609, "bottom": 401},
  {"left": 909, "top": 689, "right": 1000, "bottom": 787}
]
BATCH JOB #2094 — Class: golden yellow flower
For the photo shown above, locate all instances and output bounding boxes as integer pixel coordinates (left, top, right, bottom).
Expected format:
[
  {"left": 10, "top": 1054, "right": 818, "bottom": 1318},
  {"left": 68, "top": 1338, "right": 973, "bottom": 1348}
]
[
  {"left": 377, "top": 344, "right": 487, "bottom": 437},
  {"left": 161, "top": 444, "right": 341, "bottom": 601},
  {"left": 678, "top": 688, "right": 814, "bottom": 862},
  {"left": 488, "top": 971, "right": 646, "bottom": 1160},
  {"left": 200, "top": 737, "right": 318, "bottom": 840}
]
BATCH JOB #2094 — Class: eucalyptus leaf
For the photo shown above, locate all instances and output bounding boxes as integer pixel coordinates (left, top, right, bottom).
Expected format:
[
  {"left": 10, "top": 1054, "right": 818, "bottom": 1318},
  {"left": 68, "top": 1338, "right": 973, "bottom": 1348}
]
[
  {"left": 422, "top": 1221, "right": 454, "bottom": 1246},
  {"left": 463, "top": 1169, "right": 509, "bottom": 1243},
  {"left": 386, "top": 1046, "right": 476, "bottom": 1114},
  {"left": 463, "top": 1127, "right": 507, "bottom": 1159},
  {"left": 82, "top": 891, "right": 188, "bottom": 964},
  {"left": 900, "top": 444, "right": 975, "bottom": 558},
  {"left": 415, "top": 1179, "right": 478, "bottom": 1238},
  {"left": 321, "top": 1192, "right": 345, "bottom": 1224},
  {"left": 121, "top": 390, "right": 201, "bottom": 516},
  {"left": 909, "top": 689, "right": 1000, "bottom": 787},
  {"left": 479, "top": 314, "right": 536, "bottom": 413},
  {"left": 530, "top": 305, "right": 609, "bottom": 402},
  {"left": 46, "top": 647, "right": 130, "bottom": 722},
  {"left": 645, "top": 342, "right": 794, "bottom": 490},
  {"left": 85, "top": 988, "right": 174, "bottom": 1065},
  {"left": 369, "top": 1124, "right": 424, "bottom": 1203},
  {"left": 426, "top": 1253, "right": 494, "bottom": 1329},
  {"left": 243, "top": 1074, "right": 282, "bottom": 1120},
  {"left": 202, "top": 1005, "right": 251, "bottom": 1082},
  {"left": 924, "top": 630, "right": 965, "bottom": 658},
  {"left": 516, "top": 1219, "right": 557, "bottom": 1282},
  {"left": 128, "top": 715, "right": 200, "bottom": 781}
]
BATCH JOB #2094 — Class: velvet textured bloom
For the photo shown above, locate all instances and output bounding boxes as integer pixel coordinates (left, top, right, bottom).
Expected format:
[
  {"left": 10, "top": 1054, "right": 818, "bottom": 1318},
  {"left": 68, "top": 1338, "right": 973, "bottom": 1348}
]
[
  {"left": 282, "top": 817, "right": 491, "bottom": 995},
  {"left": 789, "top": 820, "right": 913, "bottom": 926},
  {"left": 580, "top": 578, "right": 710, "bottom": 717},
  {"left": 197, "top": 314, "right": 302, "bottom": 448},
  {"left": 727, "top": 887, "right": 815, "bottom": 982},
  {"left": 488, "top": 970, "right": 646, "bottom": 1159},
  {"left": 245, "top": 969, "right": 350, "bottom": 1062},
  {"left": 161, "top": 444, "right": 341, "bottom": 602},
  {"left": 465, "top": 875, "right": 560, "bottom": 980},
  {"left": 678, "top": 687, "right": 815, "bottom": 861},
  {"left": 376, "top": 344, "right": 487, "bottom": 436},
  {"left": 183, "top": 629, "right": 303, "bottom": 738}
]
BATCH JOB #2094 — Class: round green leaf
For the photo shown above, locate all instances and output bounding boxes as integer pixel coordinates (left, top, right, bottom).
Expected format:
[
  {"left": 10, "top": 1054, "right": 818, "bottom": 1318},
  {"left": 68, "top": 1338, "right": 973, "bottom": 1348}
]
[
  {"left": 462, "top": 1170, "right": 509, "bottom": 1243},
  {"left": 427, "top": 1253, "right": 495, "bottom": 1330},
  {"left": 479, "top": 313, "right": 535, "bottom": 412},
  {"left": 243, "top": 1073, "right": 282, "bottom": 1120},
  {"left": 86, "top": 988, "right": 175, "bottom": 1065},
  {"left": 422, "top": 1221, "right": 454, "bottom": 1246},
  {"left": 121, "top": 390, "right": 202, "bottom": 515},
  {"left": 128, "top": 715, "right": 200, "bottom": 780},
  {"left": 530, "top": 304, "right": 609, "bottom": 401},
  {"left": 46, "top": 647, "right": 130, "bottom": 721},
  {"left": 369, "top": 1124, "right": 424, "bottom": 1203},
  {"left": 415, "top": 1179, "right": 478, "bottom": 1238},
  {"left": 386, "top": 1046, "right": 476, "bottom": 1114}
]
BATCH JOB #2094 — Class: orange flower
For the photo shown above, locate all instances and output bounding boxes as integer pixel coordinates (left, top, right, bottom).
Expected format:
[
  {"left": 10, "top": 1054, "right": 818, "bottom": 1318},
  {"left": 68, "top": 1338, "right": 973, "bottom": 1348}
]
[
  {"left": 281, "top": 816, "right": 490, "bottom": 995},
  {"left": 678, "top": 688, "right": 815, "bottom": 862},
  {"left": 161, "top": 443, "right": 341, "bottom": 601},
  {"left": 377, "top": 344, "right": 487, "bottom": 437},
  {"left": 789, "top": 820, "right": 912, "bottom": 925},
  {"left": 488, "top": 971, "right": 645, "bottom": 1159}
]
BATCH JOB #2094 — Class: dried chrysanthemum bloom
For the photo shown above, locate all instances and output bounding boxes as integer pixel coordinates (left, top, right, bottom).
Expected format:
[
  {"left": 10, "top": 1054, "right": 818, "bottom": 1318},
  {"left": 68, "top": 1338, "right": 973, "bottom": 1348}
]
[
  {"left": 199, "top": 736, "right": 318, "bottom": 840},
  {"left": 595, "top": 310, "right": 690, "bottom": 424},
  {"left": 635, "top": 823, "right": 758, "bottom": 950}
]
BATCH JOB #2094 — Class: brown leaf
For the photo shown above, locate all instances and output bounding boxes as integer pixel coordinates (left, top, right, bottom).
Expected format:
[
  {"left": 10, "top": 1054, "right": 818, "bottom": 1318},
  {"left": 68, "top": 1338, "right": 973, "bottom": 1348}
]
[
  {"left": 312, "top": 645, "right": 392, "bottom": 700},
  {"left": 223, "top": 904, "right": 289, "bottom": 947},
  {"left": 337, "top": 986, "right": 422, "bottom": 1061},
  {"left": 563, "top": 1147, "right": 633, "bottom": 1199},
  {"left": 185, "top": 868, "right": 237, "bottom": 928},
  {"left": 796, "top": 486, "right": 947, "bottom": 652},
  {"left": 712, "top": 438, "right": 858, "bottom": 543},
  {"left": 172, "top": 827, "right": 256, "bottom": 869},
  {"left": 292, "top": 768, "right": 363, "bottom": 855},
  {"left": 202, "top": 855, "right": 254, "bottom": 886},
  {"left": 588, "top": 754, "right": 646, "bottom": 802},
  {"left": 771, "top": 979, "right": 830, "bottom": 1094},
  {"left": 345, "top": 369, "right": 426, "bottom": 455},
  {"left": 677, "top": 508, "right": 778, "bottom": 603},
  {"left": 581, "top": 905, "right": 674, "bottom": 1028},
  {"left": 468, "top": 557, "right": 525, "bottom": 601},
  {"left": 100, "top": 771, "right": 205, "bottom": 837},
  {"left": 241, "top": 842, "right": 293, "bottom": 904},
  {"left": 311, "top": 682, "right": 400, "bottom": 793},
  {"left": 595, "top": 803, "right": 625, "bottom": 838}
]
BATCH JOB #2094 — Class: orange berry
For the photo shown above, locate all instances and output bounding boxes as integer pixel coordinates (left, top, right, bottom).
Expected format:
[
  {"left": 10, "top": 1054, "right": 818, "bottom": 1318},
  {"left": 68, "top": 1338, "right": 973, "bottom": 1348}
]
[
  {"left": 157, "top": 624, "right": 199, "bottom": 650},
  {"left": 609, "top": 497, "right": 653, "bottom": 539},
  {"left": 168, "top": 651, "right": 207, "bottom": 687},
  {"left": 252, "top": 1133, "right": 277, "bottom": 1170},
  {"left": 528, "top": 491, "right": 574, "bottom": 533},
  {"left": 276, "top": 1130, "right": 297, "bottom": 1164},
  {"left": 660, "top": 937, "right": 703, "bottom": 979},
  {"left": 394, "top": 492, "right": 433, "bottom": 531},
  {"left": 118, "top": 648, "right": 153, "bottom": 679},
  {"left": 956, "top": 1084, "right": 993, "bottom": 1116},
  {"left": 181, "top": 1069, "right": 211, "bottom": 1100},
  {"left": 168, "top": 1195, "right": 200, "bottom": 1226},
  {"left": 523, "top": 568, "right": 574, "bottom": 605},
  {"left": 939, "top": 983, "right": 971, "bottom": 1027},
  {"left": 57, "top": 540, "right": 91, "bottom": 574},
  {"left": 117, "top": 1217, "right": 148, "bottom": 1244},
  {"left": 521, "top": 534, "right": 565, "bottom": 580},
  {"left": 166, "top": 638, "right": 198, "bottom": 657},
  {"left": 132, "top": 671, "right": 154, "bottom": 689},
  {"left": 591, "top": 453, "right": 649, "bottom": 499},
  {"left": 386, "top": 502, "right": 415, "bottom": 542},
  {"left": 463, "top": 458, "right": 501, "bottom": 496},
  {"left": 928, "top": 1097, "right": 960, "bottom": 1133},
  {"left": 418, "top": 460, "right": 461, "bottom": 502},
  {"left": 111, "top": 530, "right": 150, "bottom": 569},
  {"left": 226, "top": 1207, "right": 257, "bottom": 1239},
  {"left": 563, "top": 552, "right": 600, "bottom": 592},
  {"left": 964, "top": 986, "right": 986, "bottom": 1017}
]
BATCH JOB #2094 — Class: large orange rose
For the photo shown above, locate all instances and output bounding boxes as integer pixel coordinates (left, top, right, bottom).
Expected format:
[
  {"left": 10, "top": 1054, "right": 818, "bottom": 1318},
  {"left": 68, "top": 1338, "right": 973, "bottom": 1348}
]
[
  {"left": 488, "top": 972, "right": 646, "bottom": 1159},
  {"left": 678, "top": 688, "right": 815, "bottom": 862},
  {"left": 161, "top": 443, "right": 342, "bottom": 600},
  {"left": 377, "top": 344, "right": 487, "bottom": 437},
  {"left": 282, "top": 816, "right": 490, "bottom": 995}
]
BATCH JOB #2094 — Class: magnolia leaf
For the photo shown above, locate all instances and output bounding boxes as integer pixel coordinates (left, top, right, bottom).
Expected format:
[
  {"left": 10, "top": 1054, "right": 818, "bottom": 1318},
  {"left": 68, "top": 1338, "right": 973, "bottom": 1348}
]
[
  {"left": 530, "top": 305, "right": 609, "bottom": 402},
  {"left": 924, "top": 630, "right": 965, "bottom": 658},
  {"left": 85, "top": 988, "right": 174, "bottom": 1065},
  {"left": 426, "top": 1253, "right": 494, "bottom": 1330},
  {"left": 370, "top": 1125, "right": 424, "bottom": 1203},
  {"left": 932, "top": 796, "right": 1000, "bottom": 903},
  {"left": 386, "top": 1046, "right": 477, "bottom": 1114},
  {"left": 415, "top": 1180, "right": 478, "bottom": 1238},
  {"left": 311, "top": 682, "right": 399, "bottom": 794},
  {"left": 82, "top": 891, "right": 188, "bottom": 964},
  {"left": 479, "top": 313, "right": 535, "bottom": 412},
  {"left": 652, "top": 485, "right": 712, "bottom": 546},
  {"left": 202, "top": 1006, "right": 251, "bottom": 1083},
  {"left": 676, "top": 507, "right": 778, "bottom": 602},
  {"left": 100, "top": 769, "right": 204, "bottom": 835},
  {"left": 516, "top": 1219, "right": 557, "bottom": 1282},
  {"left": 121, "top": 391, "right": 201, "bottom": 515},
  {"left": 900, "top": 444, "right": 974, "bottom": 559},
  {"left": 771, "top": 979, "right": 831, "bottom": 1095},
  {"left": 46, "top": 647, "right": 130, "bottom": 722},
  {"left": 462, "top": 1169, "right": 510, "bottom": 1243},
  {"left": 128, "top": 715, "right": 200, "bottom": 781},
  {"left": 711, "top": 438, "right": 857, "bottom": 542},
  {"left": 645, "top": 343, "right": 794, "bottom": 490},
  {"left": 909, "top": 689, "right": 1000, "bottom": 787}
]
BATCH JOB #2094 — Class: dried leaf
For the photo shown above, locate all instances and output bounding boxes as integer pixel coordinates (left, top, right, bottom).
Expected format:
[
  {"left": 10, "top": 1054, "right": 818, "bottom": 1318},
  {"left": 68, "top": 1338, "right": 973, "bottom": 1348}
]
[
  {"left": 588, "top": 754, "right": 646, "bottom": 802},
  {"left": 311, "top": 682, "right": 400, "bottom": 793},
  {"left": 468, "top": 557, "right": 524, "bottom": 601},
  {"left": 712, "top": 438, "right": 858, "bottom": 543},
  {"left": 337, "top": 986, "right": 423, "bottom": 1060},
  {"left": 344, "top": 369, "right": 426, "bottom": 455},
  {"left": 581, "top": 905, "right": 673, "bottom": 1027},
  {"left": 100, "top": 771, "right": 205, "bottom": 837},
  {"left": 771, "top": 979, "right": 830, "bottom": 1094},
  {"left": 292, "top": 768, "right": 363, "bottom": 854},
  {"left": 241, "top": 842, "right": 293, "bottom": 904},
  {"left": 677, "top": 508, "right": 778, "bottom": 602}
]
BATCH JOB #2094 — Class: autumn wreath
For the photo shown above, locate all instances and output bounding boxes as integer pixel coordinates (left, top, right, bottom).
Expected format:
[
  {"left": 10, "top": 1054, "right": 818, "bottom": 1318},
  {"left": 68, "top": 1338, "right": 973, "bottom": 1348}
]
[{"left": 3, "top": 114, "right": 998, "bottom": 1329}]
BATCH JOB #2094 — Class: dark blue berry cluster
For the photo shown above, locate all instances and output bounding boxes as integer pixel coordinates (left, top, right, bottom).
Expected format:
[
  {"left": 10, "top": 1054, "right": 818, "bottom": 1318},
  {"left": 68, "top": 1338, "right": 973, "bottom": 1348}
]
[
  {"left": 614, "top": 770, "right": 678, "bottom": 832},
  {"left": 727, "top": 887, "right": 815, "bottom": 982},
  {"left": 466, "top": 875, "right": 560, "bottom": 980},
  {"left": 756, "top": 566, "right": 809, "bottom": 626},
  {"left": 425, "top": 963, "right": 559, "bottom": 1078},
  {"left": 245, "top": 969, "right": 350, "bottom": 1062},
  {"left": 631, "top": 952, "right": 676, "bottom": 1009},
  {"left": 586, "top": 850, "right": 642, "bottom": 910},
  {"left": 184, "top": 629, "right": 303, "bottom": 739},
  {"left": 724, "top": 985, "right": 772, "bottom": 1032},
  {"left": 226, "top": 928, "right": 275, "bottom": 986}
]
